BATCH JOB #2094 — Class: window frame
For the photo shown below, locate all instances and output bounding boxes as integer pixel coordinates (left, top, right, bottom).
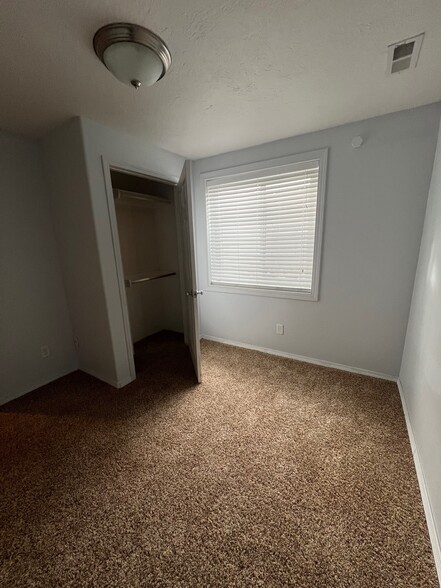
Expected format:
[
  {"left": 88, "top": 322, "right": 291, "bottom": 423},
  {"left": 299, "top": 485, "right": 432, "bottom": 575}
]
[{"left": 201, "top": 149, "right": 328, "bottom": 301}]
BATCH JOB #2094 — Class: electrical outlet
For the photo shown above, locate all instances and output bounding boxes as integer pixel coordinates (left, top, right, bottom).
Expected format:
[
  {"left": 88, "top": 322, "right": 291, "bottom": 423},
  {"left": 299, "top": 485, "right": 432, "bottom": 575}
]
[
  {"left": 276, "top": 323, "right": 284, "bottom": 335},
  {"left": 41, "top": 345, "right": 51, "bottom": 358}
]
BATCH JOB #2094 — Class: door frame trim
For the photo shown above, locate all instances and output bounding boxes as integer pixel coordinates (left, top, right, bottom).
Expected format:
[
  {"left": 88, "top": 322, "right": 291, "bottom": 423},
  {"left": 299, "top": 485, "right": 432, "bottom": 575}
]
[{"left": 100, "top": 156, "right": 180, "bottom": 385}]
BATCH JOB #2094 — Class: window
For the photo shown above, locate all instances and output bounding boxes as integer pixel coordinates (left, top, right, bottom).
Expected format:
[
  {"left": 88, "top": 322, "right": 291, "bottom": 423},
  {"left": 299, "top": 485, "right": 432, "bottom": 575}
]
[{"left": 204, "top": 150, "right": 327, "bottom": 300}]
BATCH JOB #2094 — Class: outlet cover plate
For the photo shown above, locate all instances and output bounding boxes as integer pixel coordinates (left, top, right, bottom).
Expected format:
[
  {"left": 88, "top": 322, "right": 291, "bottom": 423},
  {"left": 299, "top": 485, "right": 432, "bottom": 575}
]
[
  {"left": 41, "top": 345, "right": 51, "bottom": 358},
  {"left": 276, "top": 323, "right": 284, "bottom": 335}
]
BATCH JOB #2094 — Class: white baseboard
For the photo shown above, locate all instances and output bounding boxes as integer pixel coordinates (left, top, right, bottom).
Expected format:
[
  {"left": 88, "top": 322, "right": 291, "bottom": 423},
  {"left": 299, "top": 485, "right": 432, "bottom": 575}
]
[
  {"left": 0, "top": 366, "right": 77, "bottom": 407},
  {"left": 397, "top": 379, "right": 441, "bottom": 585},
  {"left": 116, "top": 374, "right": 135, "bottom": 388},
  {"left": 81, "top": 368, "right": 134, "bottom": 389},
  {"left": 201, "top": 334, "right": 397, "bottom": 382}
]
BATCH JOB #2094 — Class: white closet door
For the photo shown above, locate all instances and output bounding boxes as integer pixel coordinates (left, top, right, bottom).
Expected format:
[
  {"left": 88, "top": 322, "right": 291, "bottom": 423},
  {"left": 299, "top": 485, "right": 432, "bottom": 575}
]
[{"left": 176, "top": 161, "right": 202, "bottom": 382}]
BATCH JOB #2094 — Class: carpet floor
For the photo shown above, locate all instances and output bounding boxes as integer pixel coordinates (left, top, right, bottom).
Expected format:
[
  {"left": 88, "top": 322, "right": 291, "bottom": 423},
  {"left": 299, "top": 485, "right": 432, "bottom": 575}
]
[{"left": 0, "top": 332, "right": 438, "bottom": 587}]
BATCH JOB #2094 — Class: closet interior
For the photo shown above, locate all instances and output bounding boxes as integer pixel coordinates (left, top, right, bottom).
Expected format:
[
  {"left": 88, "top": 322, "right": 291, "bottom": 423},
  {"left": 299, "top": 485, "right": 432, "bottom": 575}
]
[{"left": 111, "top": 169, "right": 185, "bottom": 368}]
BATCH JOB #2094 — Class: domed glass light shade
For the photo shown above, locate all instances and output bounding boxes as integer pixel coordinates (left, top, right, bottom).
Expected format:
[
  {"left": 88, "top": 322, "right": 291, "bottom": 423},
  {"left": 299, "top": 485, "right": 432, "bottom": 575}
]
[{"left": 93, "top": 23, "right": 172, "bottom": 89}]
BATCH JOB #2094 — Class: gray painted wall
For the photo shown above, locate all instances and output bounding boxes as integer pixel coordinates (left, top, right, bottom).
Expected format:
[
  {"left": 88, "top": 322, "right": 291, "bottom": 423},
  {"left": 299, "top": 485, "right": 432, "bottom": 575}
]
[
  {"left": 400, "top": 119, "right": 441, "bottom": 567},
  {"left": 0, "top": 131, "right": 76, "bottom": 404},
  {"left": 193, "top": 104, "right": 441, "bottom": 377},
  {"left": 43, "top": 117, "right": 184, "bottom": 388},
  {"left": 42, "top": 118, "right": 116, "bottom": 385}
]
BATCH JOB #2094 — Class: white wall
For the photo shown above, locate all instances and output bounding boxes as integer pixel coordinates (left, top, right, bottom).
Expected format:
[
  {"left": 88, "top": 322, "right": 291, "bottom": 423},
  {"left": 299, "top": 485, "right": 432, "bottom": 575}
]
[
  {"left": 193, "top": 103, "right": 441, "bottom": 377},
  {"left": 0, "top": 131, "right": 76, "bottom": 404},
  {"left": 43, "top": 117, "right": 184, "bottom": 387},
  {"left": 42, "top": 118, "right": 116, "bottom": 384},
  {"left": 78, "top": 118, "right": 184, "bottom": 385},
  {"left": 399, "top": 120, "right": 441, "bottom": 573}
]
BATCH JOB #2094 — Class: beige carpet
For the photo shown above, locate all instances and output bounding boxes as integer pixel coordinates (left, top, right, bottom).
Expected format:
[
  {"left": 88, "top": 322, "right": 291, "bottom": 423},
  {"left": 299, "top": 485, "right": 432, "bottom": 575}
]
[{"left": 0, "top": 332, "right": 438, "bottom": 587}]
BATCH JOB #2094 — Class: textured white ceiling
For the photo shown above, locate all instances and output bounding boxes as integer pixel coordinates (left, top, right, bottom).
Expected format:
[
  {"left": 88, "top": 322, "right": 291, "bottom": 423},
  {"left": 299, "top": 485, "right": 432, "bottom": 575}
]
[{"left": 1, "top": 0, "right": 440, "bottom": 158}]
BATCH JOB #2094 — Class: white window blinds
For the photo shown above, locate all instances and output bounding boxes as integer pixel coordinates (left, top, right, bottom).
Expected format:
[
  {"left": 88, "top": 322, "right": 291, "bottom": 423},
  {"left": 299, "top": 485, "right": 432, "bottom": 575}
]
[{"left": 206, "top": 159, "right": 321, "bottom": 293}]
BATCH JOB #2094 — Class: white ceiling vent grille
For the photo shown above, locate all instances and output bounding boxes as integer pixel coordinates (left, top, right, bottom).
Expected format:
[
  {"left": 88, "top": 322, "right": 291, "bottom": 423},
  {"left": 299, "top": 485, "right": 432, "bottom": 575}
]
[{"left": 387, "top": 33, "right": 424, "bottom": 75}]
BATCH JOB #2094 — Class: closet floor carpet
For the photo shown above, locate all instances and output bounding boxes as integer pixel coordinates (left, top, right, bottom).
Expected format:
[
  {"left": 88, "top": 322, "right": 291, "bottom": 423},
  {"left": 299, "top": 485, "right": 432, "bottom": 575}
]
[{"left": 0, "top": 332, "right": 438, "bottom": 587}]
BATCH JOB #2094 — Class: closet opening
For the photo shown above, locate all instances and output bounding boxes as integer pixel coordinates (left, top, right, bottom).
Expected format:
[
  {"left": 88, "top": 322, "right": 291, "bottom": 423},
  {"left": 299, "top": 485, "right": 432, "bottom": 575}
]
[{"left": 109, "top": 166, "right": 192, "bottom": 380}]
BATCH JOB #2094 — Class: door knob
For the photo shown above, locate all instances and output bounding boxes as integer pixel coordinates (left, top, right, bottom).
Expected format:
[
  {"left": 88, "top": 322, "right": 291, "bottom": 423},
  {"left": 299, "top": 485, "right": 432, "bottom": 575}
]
[{"left": 185, "top": 290, "right": 204, "bottom": 298}]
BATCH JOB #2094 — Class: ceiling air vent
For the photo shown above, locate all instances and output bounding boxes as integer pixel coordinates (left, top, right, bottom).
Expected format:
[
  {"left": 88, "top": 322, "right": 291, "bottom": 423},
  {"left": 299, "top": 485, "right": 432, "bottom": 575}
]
[{"left": 387, "top": 33, "right": 424, "bottom": 74}]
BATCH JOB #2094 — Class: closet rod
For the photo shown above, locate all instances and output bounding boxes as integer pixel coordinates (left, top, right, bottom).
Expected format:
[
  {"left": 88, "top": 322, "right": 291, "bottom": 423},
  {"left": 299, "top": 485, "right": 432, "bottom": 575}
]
[{"left": 125, "top": 272, "right": 176, "bottom": 288}]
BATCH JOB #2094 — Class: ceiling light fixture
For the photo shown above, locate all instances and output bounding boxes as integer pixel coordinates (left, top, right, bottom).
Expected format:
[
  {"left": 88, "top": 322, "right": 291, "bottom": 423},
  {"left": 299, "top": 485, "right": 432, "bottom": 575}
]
[{"left": 93, "top": 23, "right": 172, "bottom": 89}]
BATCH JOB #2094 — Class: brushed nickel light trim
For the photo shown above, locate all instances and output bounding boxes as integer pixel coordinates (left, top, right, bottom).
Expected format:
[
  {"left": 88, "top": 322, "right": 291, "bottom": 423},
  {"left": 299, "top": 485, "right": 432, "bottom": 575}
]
[{"left": 93, "top": 22, "right": 172, "bottom": 88}]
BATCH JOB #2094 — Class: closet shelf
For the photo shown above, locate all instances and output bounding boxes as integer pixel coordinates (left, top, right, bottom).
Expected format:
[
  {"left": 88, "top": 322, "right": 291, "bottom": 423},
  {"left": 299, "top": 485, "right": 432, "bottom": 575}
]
[
  {"left": 124, "top": 271, "right": 177, "bottom": 288},
  {"left": 114, "top": 189, "right": 171, "bottom": 207}
]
